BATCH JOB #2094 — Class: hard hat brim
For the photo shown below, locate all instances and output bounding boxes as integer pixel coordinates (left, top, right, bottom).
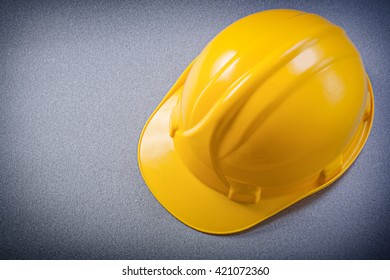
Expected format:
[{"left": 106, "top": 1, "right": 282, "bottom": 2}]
[{"left": 138, "top": 65, "right": 374, "bottom": 235}]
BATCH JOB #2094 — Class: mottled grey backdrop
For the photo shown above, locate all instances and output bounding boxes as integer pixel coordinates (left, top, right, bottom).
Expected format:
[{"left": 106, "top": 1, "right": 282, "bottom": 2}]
[{"left": 0, "top": 0, "right": 389, "bottom": 259}]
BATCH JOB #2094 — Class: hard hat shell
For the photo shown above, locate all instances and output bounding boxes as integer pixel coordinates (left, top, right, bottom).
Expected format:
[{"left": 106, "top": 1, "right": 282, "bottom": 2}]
[{"left": 138, "top": 9, "right": 374, "bottom": 234}]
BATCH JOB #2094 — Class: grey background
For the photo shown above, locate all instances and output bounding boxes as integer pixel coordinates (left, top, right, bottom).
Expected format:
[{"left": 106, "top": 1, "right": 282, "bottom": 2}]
[{"left": 0, "top": 0, "right": 389, "bottom": 259}]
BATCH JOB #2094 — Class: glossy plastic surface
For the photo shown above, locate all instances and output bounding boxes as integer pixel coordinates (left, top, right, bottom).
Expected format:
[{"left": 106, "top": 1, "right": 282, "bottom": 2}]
[{"left": 138, "top": 9, "right": 374, "bottom": 234}]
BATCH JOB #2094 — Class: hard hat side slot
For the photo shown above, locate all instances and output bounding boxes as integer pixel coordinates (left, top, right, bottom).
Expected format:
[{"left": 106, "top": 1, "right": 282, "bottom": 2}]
[
  {"left": 318, "top": 155, "right": 343, "bottom": 183},
  {"left": 227, "top": 180, "right": 261, "bottom": 204}
]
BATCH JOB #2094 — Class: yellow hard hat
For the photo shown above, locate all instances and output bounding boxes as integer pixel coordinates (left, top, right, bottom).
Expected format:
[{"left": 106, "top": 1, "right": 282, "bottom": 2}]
[{"left": 138, "top": 9, "right": 374, "bottom": 234}]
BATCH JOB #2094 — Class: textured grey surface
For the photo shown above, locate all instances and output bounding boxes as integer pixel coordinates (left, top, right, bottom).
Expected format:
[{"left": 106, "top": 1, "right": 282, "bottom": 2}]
[{"left": 0, "top": 0, "right": 389, "bottom": 259}]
